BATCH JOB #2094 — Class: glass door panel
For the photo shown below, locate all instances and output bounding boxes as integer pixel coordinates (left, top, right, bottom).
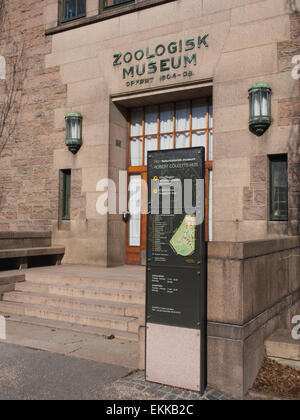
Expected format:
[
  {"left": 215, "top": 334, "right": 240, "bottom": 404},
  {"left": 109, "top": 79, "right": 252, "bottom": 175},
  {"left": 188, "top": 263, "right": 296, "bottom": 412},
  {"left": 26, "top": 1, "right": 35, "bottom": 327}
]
[{"left": 128, "top": 175, "right": 142, "bottom": 247}]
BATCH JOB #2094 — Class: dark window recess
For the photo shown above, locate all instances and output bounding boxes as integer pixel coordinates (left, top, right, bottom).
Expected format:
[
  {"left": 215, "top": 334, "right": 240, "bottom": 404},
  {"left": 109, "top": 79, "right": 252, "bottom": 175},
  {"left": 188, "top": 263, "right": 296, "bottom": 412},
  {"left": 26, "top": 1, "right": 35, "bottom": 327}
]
[
  {"left": 62, "top": 170, "right": 71, "bottom": 220},
  {"left": 269, "top": 155, "right": 288, "bottom": 221},
  {"left": 63, "top": 0, "right": 86, "bottom": 22},
  {"left": 103, "top": 0, "right": 134, "bottom": 9}
]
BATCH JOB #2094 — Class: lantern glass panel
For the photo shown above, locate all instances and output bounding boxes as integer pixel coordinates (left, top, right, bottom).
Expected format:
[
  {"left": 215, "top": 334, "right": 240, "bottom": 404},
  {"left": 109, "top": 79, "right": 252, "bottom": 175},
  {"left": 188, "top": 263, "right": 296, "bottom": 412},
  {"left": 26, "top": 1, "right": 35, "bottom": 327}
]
[
  {"left": 253, "top": 91, "right": 261, "bottom": 117},
  {"left": 67, "top": 118, "right": 81, "bottom": 140},
  {"left": 261, "top": 91, "right": 269, "bottom": 116}
]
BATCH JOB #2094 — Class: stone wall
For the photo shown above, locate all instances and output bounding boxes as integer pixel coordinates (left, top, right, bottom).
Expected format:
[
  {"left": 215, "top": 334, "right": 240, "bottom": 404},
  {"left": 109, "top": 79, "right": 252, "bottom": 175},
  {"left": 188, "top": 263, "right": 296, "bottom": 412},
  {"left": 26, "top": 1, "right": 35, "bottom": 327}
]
[
  {"left": 207, "top": 236, "right": 300, "bottom": 397},
  {"left": 213, "top": 2, "right": 300, "bottom": 242},
  {"left": 0, "top": 0, "right": 67, "bottom": 232},
  {"left": 277, "top": 13, "right": 300, "bottom": 236}
]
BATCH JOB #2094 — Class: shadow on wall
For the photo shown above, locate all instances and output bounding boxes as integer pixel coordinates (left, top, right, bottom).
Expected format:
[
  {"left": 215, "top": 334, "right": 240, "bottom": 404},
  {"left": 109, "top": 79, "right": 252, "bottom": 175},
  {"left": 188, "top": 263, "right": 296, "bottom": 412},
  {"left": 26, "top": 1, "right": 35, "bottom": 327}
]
[{"left": 286, "top": 0, "right": 299, "bottom": 13}]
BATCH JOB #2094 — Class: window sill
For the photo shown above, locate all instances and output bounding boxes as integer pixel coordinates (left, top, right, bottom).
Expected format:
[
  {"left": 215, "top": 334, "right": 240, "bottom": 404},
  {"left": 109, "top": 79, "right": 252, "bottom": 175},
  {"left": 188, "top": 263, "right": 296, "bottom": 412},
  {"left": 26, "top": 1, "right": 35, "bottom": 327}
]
[
  {"left": 46, "top": 0, "right": 177, "bottom": 36},
  {"left": 58, "top": 219, "right": 71, "bottom": 231}
]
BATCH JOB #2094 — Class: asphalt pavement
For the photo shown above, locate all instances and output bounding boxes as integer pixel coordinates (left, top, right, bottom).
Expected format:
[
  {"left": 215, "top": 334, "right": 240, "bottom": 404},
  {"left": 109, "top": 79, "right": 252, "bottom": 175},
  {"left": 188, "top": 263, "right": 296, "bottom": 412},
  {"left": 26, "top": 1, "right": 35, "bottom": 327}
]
[
  {"left": 0, "top": 342, "right": 234, "bottom": 400},
  {"left": 0, "top": 342, "right": 130, "bottom": 400}
]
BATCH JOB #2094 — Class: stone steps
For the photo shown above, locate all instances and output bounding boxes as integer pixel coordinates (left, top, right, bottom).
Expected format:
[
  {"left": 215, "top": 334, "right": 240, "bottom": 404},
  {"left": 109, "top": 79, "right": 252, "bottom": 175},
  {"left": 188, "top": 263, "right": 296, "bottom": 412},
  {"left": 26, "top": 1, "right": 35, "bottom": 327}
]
[
  {"left": 0, "top": 273, "right": 25, "bottom": 285},
  {"left": 0, "top": 273, "right": 25, "bottom": 295},
  {"left": 0, "top": 300, "right": 139, "bottom": 333},
  {"left": 25, "top": 271, "right": 145, "bottom": 293},
  {"left": 0, "top": 267, "right": 145, "bottom": 343},
  {"left": 0, "top": 266, "right": 145, "bottom": 343},
  {"left": 3, "top": 291, "right": 144, "bottom": 318},
  {"left": 1, "top": 314, "right": 139, "bottom": 342},
  {"left": 14, "top": 281, "right": 145, "bottom": 305},
  {"left": 0, "top": 284, "right": 15, "bottom": 294},
  {"left": 265, "top": 329, "right": 300, "bottom": 369}
]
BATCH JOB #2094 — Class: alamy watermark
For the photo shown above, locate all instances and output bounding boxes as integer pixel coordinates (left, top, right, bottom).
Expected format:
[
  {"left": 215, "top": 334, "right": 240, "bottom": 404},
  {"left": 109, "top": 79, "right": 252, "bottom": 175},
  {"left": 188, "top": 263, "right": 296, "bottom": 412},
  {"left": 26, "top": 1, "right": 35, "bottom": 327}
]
[
  {"left": 292, "top": 55, "right": 300, "bottom": 80},
  {"left": 291, "top": 315, "right": 300, "bottom": 340},
  {"left": 0, "top": 315, "right": 6, "bottom": 340},
  {"left": 95, "top": 171, "right": 204, "bottom": 225}
]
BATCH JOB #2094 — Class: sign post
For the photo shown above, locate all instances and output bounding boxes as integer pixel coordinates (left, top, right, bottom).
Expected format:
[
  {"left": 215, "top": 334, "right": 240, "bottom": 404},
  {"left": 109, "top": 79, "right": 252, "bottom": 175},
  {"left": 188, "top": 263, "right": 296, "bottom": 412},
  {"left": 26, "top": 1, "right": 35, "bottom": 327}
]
[{"left": 145, "top": 147, "right": 206, "bottom": 393}]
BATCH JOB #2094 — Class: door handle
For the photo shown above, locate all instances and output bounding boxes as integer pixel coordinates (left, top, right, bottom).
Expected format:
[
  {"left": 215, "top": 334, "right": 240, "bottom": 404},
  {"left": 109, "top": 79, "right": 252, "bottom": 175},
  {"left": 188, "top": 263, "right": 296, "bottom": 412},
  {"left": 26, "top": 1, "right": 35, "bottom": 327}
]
[{"left": 122, "top": 211, "right": 130, "bottom": 223}]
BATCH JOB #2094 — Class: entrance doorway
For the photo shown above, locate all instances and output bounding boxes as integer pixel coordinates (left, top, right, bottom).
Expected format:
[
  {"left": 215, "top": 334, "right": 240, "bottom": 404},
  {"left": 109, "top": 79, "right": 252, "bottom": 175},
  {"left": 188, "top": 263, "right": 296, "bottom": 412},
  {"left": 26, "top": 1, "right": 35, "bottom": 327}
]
[{"left": 126, "top": 99, "right": 213, "bottom": 265}]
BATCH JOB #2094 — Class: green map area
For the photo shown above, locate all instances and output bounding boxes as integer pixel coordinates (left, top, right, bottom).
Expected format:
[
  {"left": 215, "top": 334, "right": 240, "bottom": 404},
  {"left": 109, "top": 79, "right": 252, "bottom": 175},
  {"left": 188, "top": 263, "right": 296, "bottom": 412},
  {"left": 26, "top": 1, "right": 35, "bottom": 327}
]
[{"left": 169, "top": 215, "right": 196, "bottom": 257}]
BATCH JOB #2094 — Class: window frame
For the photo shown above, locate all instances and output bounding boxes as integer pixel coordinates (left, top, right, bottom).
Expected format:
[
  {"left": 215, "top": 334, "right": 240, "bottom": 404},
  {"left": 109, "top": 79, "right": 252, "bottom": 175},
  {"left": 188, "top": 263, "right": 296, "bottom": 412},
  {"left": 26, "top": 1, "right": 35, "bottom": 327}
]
[
  {"left": 102, "top": 0, "right": 135, "bottom": 11},
  {"left": 61, "top": 169, "right": 71, "bottom": 221},
  {"left": 61, "top": 0, "right": 86, "bottom": 23},
  {"left": 269, "top": 154, "right": 288, "bottom": 222},
  {"left": 127, "top": 99, "right": 213, "bottom": 170}
]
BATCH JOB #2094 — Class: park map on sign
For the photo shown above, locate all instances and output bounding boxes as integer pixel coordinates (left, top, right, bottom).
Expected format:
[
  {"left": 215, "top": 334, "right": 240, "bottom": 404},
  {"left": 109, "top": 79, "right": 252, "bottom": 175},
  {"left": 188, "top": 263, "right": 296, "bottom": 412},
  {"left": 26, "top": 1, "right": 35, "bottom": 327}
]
[{"left": 169, "top": 215, "right": 196, "bottom": 257}]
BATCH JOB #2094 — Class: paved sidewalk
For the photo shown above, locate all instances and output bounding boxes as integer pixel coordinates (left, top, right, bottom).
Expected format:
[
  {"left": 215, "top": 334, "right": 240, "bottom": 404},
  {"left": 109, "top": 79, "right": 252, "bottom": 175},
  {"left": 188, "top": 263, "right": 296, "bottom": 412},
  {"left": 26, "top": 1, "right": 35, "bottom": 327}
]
[
  {"left": 2, "top": 319, "right": 139, "bottom": 369},
  {"left": 0, "top": 342, "right": 234, "bottom": 400},
  {"left": 102, "top": 370, "right": 234, "bottom": 400},
  {"left": 0, "top": 342, "right": 130, "bottom": 400}
]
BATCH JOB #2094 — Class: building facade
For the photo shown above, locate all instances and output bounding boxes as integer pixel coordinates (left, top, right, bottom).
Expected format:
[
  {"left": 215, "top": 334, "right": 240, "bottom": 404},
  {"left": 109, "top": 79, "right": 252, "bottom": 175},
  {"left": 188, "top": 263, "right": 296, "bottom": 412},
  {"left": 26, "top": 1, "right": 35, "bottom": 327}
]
[{"left": 0, "top": 0, "right": 300, "bottom": 397}]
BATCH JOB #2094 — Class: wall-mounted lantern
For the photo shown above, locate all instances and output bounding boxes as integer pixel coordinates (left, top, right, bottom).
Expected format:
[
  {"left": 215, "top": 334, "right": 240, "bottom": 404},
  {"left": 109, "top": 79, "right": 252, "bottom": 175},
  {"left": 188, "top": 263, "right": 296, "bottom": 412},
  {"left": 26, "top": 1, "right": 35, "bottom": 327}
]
[
  {"left": 248, "top": 82, "right": 272, "bottom": 136},
  {"left": 65, "top": 112, "right": 82, "bottom": 154}
]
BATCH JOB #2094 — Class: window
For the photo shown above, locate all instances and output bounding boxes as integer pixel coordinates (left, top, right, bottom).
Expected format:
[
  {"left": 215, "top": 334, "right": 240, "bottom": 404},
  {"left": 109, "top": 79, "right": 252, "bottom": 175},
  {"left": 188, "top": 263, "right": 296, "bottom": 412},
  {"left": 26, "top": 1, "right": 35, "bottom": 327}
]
[
  {"left": 128, "top": 99, "right": 213, "bottom": 241},
  {"left": 103, "top": 0, "right": 134, "bottom": 9},
  {"left": 269, "top": 155, "right": 288, "bottom": 221},
  {"left": 61, "top": 170, "right": 71, "bottom": 220},
  {"left": 129, "top": 100, "right": 213, "bottom": 167},
  {"left": 62, "top": 0, "right": 86, "bottom": 22}
]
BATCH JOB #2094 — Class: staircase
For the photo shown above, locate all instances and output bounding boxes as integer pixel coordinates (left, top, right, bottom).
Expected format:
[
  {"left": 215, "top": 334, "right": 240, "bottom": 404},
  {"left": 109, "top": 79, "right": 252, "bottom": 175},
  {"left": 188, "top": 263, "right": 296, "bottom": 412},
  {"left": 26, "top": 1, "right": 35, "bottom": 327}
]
[
  {"left": 0, "top": 272, "right": 25, "bottom": 295},
  {"left": 0, "top": 266, "right": 145, "bottom": 342}
]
